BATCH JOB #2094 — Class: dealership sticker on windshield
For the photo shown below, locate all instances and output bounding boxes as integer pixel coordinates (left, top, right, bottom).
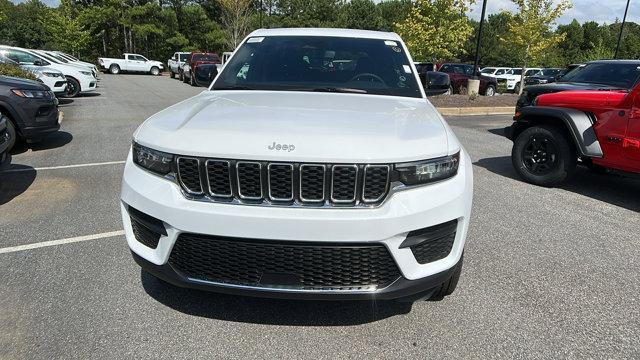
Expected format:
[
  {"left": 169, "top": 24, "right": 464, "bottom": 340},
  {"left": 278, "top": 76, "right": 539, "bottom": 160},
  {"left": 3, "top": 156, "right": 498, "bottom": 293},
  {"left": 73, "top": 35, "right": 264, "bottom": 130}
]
[
  {"left": 403, "top": 65, "right": 412, "bottom": 73},
  {"left": 384, "top": 40, "right": 398, "bottom": 46},
  {"left": 247, "top": 37, "right": 265, "bottom": 43}
]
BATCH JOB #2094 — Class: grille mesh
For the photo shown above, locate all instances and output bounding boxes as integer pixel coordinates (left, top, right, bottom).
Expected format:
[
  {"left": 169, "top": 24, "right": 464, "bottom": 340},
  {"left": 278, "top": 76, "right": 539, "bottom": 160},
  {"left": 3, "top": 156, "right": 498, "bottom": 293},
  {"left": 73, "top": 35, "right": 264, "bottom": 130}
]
[
  {"left": 177, "top": 158, "right": 202, "bottom": 194},
  {"left": 363, "top": 166, "right": 390, "bottom": 202},
  {"left": 268, "top": 164, "right": 293, "bottom": 200},
  {"left": 237, "top": 162, "right": 262, "bottom": 199},
  {"left": 206, "top": 160, "right": 231, "bottom": 197},
  {"left": 130, "top": 217, "right": 161, "bottom": 249},
  {"left": 175, "top": 158, "right": 391, "bottom": 206},
  {"left": 331, "top": 166, "right": 358, "bottom": 202},
  {"left": 410, "top": 233, "right": 456, "bottom": 264},
  {"left": 169, "top": 234, "right": 401, "bottom": 290}
]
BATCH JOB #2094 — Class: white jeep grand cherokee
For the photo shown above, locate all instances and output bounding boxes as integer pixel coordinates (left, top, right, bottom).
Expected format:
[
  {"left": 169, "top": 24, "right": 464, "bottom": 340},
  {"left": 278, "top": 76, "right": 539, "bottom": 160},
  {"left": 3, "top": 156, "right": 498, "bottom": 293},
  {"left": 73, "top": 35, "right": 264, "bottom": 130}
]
[{"left": 121, "top": 28, "right": 473, "bottom": 302}]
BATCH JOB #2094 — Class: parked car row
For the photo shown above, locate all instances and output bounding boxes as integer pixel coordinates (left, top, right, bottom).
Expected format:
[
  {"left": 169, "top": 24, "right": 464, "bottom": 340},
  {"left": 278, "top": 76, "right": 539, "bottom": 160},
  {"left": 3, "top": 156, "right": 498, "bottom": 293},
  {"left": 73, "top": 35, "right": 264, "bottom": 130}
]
[
  {"left": 0, "top": 45, "right": 99, "bottom": 97},
  {"left": 167, "top": 51, "right": 222, "bottom": 87}
]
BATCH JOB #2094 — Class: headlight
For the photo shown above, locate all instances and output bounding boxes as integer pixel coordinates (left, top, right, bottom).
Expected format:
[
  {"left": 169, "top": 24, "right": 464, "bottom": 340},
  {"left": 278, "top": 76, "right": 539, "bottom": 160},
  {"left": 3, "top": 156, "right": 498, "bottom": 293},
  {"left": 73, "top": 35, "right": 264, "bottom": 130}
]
[
  {"left": 43, "top": 72, "right": 61, "bottom": 77},
  {"left": 11, "top": 89, "right": 52, "bottom": 98},
  {"left": 79, "top": 70, "right": 92, "bottom": 75},
  {"left": 395, "top": 152, "right": 460, "bottom": 185},
  {"left": 132, "top": 142, "right": 174, "bottom": 175}
]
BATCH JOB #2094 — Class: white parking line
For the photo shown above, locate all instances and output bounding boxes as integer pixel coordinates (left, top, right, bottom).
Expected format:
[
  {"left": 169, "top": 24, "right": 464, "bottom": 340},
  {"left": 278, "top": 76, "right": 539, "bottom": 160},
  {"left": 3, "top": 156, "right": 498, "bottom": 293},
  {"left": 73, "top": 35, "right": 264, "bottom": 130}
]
[
  {"left": 0, "top": 230, "right": 125, "bottom": 255},
  {"left": 1, "top": 160, "right": 126, "bottom": 173}
]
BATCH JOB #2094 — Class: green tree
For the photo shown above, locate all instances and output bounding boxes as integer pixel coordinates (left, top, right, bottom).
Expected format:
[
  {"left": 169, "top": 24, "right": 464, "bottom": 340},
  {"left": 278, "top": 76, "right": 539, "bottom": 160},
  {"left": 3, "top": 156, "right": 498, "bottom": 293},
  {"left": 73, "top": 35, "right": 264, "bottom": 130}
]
[
  {"left": 463, "top": 11, "right": 517, "bottom": 66},
  {"left": 395, "top": 0, "right": 475, "bottom": 61},
  {"left": 556, "top": 19, "right": 584, "bottom": 64},
  {"left": 377, "top": 0, "right": 412, "bottom": 32},
  {"left": 501, "top": 0, "right": 572, "bottom": 93},
  {"left": 339, "top": 0, "right": 383, "bottom": 30}
]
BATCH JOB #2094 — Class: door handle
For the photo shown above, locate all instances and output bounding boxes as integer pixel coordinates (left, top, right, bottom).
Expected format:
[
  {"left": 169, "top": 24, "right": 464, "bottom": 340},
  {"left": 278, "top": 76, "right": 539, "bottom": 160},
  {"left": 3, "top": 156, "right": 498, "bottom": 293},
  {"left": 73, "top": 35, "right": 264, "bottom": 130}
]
[{"left": 606, "top": 135, "right": 623, "bottom": 143}]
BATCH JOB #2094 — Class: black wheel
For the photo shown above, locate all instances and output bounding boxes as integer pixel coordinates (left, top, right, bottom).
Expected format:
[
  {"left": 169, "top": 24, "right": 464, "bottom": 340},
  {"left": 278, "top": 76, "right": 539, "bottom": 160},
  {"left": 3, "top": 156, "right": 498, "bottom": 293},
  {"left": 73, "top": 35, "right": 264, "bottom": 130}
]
[
  {"left": 512, "top": 125, "right": 577, "bottom": 186},
  {"left": 429, "top": 254, "right": 463, "bottom": 300},
  {"left": 2, "top": 114, "right": 17, "bottom": 151},
  {"left": 459, "top": 85, "right": 467, "bottom": 95},
  {"left": 109, "top": 64, "right": 120, "bottom": 75},
  {"left": 446, "top": 85, "right": 453, "bottom": 95},
  {"left": 182, "top": 72, "right": 188, "bottom": 83},
  {"left": 65, "top": 77, "right": 80, "bottom": 98},
  {"left": 150, "top": 66, "right": 160, "bottom": 76},
  {"left": 485, "top": 85, "right": 496, "bottom": 96},
  {"left": 170, "top": 71, "right": 175, "bottom": 79}
]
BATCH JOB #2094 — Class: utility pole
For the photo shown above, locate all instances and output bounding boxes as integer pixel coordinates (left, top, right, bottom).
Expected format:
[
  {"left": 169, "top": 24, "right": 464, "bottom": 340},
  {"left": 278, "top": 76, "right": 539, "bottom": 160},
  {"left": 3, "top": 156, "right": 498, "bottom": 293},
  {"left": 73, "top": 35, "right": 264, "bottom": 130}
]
[
  {"left": 259, "top": 0, "right": 264, "bottom": 28},
  {"left": 472, "top": 0, "right": 488, "bottom": 78},
  {"left": 615, "top": 0, "right": 631, "bottom": 59}
]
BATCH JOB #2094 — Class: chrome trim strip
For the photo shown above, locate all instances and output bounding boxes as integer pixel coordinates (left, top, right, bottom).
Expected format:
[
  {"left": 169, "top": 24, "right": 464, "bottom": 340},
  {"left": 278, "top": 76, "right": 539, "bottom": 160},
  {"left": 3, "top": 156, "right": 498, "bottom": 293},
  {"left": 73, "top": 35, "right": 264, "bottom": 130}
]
[
  {"left": 330, "top": 165, "right": 358, "bottom": 204},
  {"left": 184, "top": 276, "right": 404, "bottom": 294},
  {"left": 176, "top": 157, "right": 203, "bottom": 195},
  {"left": 299, "top": 164, "right": 325, "bottom": 202},
  {"left": 236, "top": 161, "right": 263, "bottom": 200},
  {"left": 362, "top": 165, "right": 390, "bottom": 203},
  {"left": 204, "top": 159, "right": 233, "bottom": 198},
  {"left": 267, "top": 163, "right": 294, "bottom": 201}
]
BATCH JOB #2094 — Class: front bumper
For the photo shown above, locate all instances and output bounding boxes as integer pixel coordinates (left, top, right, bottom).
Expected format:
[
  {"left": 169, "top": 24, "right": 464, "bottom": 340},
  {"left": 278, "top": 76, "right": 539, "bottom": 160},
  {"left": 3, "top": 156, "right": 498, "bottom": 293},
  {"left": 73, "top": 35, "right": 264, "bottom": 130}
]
[
  {"left": 78, "top": 76, "right": 97, "bottom": 93},
  {"left": 6, "top": 96, "right": 59, "bottom": 140},
  {"left": 120, "top": 150, "right": 473, "bottom": 299}
]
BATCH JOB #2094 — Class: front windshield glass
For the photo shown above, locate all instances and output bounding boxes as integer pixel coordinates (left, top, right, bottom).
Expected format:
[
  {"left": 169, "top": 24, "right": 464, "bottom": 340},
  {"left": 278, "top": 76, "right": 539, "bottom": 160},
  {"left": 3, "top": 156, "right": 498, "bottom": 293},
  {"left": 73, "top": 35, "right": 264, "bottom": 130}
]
[
  {"left": 542, "top": 68, "right": 561, "bottom": 76},
  {"left": 212, "top": 36, "right": 422, "bottom": 98},
  {"left": 481, "top": 68, "right": 495, "bottom": 74},
  {"left": 558, "top": 62, "right": 640, "bottom": 88},
  {"left": 508, "top": 69, "right": 523, "bottom": 75},
  {"left": 47, "top": 52, "right": 69, "bottom": 63},
  {"left": 35, "top": 51, "right": 60, "bottom": 64},
  {"left": 193, "top": 54, "right": 219, "bottom": 62},
  {"left": 179, "top": 54, "right": 189, "bottom": 61}
]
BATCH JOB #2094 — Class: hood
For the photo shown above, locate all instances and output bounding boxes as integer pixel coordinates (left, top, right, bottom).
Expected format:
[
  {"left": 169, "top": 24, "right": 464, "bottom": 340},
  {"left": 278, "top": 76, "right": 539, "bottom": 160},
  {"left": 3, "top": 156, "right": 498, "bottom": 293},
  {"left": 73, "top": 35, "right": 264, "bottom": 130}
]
[
  {"left": 0, "top": 75, "right": 47, "bottom": 90},
  {"left": 135, "top": 91, "right": 452, "bottom": 163},
  {"left": 537, "top": 90, "right": 628, "bottom": 108},
  {"left": 516, "top": 82, "right": 625, "bottom": 109},
  {"left": 21, "top": 65, "right": 63, "bottom": 75}
]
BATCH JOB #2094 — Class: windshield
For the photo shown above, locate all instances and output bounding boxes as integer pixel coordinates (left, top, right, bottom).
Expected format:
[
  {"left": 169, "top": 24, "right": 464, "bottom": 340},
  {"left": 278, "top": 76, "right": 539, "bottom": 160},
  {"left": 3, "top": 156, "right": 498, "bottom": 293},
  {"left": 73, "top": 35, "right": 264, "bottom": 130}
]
[
  {"left": 440, "top": 64, "right": 474, "bottom": 76},
  {"left": 212, "top": 36, "right": 422, "bottom": 98},
  {"left": 558, "top": 62, "right": 640, "bottom": 88},
  {"left": 507, "top": 69, "right": 522, "bottom": 75},
  {"left": 541, "top": 68, "right": 561, "bottom": 76},
  {"left": 46, "top": 52, "right": 69, "bottom": 63},
  {"left": 179, "top": 54, "right": 189, "bottom": 61},
  {"left": 35, "top": 51, "right": 60, "bottom": 64},
  {"left": 481, "top": 68, "right": 495, "bottom": 74},
  {"left": 193, "top": 54, "right": 219, "bottom": 62}
]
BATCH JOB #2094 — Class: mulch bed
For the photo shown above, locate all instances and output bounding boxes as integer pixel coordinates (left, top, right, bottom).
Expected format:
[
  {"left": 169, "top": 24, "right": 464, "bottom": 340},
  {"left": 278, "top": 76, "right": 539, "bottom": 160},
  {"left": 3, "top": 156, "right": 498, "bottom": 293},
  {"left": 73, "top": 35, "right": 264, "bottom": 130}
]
[{"left": 428, "top": 94, "right": 519, "bottom": 108}]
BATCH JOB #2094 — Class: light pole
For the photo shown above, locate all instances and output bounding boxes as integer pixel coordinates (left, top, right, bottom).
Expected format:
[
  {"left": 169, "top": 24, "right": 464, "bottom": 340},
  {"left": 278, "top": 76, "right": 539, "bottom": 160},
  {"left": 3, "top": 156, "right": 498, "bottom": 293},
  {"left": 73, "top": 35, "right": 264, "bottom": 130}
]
[
  {"left": 472, "top": 0, "right": 488, "bottom": 78},
  {"left": 614, "top": 0, "right": 631, "bottom": 59}
]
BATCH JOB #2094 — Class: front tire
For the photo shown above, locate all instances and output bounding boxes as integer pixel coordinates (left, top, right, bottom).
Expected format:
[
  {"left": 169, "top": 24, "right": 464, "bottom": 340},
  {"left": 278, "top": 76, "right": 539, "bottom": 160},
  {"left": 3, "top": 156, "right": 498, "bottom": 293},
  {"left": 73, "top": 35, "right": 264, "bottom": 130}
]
[
  {"left": 2, "top": 114, "right": 17, "bottom": 151},
  {"left": 65, "top": 77, "right": 80, "bottom": 98},
  {"left": 109, "top": 64, "right": 120, "bottom": 75},
  {"left": 170, "top": 71, "right": 175, "bottom": 79},
  {"left": 512, "top": 125, "right": 577, "bottom": 187},
  {"left": 150, "top": 66, "right": 160, "bottom": 76},
  {"left": 485, "top": 85, "right": 496, "bottom": 96}
]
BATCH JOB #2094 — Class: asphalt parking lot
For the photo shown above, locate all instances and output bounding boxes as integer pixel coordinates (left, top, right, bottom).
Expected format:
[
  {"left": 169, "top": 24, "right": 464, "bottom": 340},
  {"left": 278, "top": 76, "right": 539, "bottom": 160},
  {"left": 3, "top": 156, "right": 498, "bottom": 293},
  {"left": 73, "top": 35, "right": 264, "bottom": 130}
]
[{"left": 1, "top": 74, "right": 639, "bottom": 359}]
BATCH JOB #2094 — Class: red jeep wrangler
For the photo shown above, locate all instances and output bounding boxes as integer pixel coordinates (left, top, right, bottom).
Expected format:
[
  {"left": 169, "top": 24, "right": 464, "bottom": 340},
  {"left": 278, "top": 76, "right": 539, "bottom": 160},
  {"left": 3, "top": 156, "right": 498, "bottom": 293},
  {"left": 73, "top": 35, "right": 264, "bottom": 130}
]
[{"left": 506, "top": 60, "right": 640, "bottom": 186}]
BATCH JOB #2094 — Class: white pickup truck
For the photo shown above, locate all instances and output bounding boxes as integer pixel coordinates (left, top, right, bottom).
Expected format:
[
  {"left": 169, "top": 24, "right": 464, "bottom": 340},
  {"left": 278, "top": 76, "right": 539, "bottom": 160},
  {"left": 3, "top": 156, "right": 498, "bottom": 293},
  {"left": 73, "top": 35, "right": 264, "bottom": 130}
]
[
  {"left": 98, "top": 53, "right": 164, "bottom": 75},
  {"left": 167, "top": 52, "right": 190, "bottom": 79}
]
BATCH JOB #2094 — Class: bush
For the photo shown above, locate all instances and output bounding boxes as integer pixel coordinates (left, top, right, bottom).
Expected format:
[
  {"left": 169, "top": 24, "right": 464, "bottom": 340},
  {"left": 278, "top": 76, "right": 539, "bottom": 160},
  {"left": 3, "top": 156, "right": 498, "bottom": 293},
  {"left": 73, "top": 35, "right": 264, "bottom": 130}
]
[{"left": 0, "top": 63, "right": 38, "bottom": 81}]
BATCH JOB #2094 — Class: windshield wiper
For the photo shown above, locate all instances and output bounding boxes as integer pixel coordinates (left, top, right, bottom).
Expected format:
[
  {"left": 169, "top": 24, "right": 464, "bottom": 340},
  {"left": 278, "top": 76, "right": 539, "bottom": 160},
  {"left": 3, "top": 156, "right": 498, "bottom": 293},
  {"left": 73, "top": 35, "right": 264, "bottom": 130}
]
[{"left": 310, "top": 87, "right": 368, "bottom": 94}]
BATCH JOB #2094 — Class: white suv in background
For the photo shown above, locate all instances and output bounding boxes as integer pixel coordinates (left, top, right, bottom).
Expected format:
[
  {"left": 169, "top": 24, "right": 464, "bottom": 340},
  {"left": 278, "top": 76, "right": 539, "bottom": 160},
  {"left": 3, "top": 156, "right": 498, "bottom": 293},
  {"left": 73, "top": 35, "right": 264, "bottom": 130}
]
[
  {"left": 0, "top": 54, "right": 67, "bottom": 96},
  {"left": 121, "top": 28, "right": 473, "bottom": 303},
  {"left": 497, "top": 68, "right": 543, "bottom": 93},
  {"left": 480, "top": 67, "right": 511, "bottom": 78}
]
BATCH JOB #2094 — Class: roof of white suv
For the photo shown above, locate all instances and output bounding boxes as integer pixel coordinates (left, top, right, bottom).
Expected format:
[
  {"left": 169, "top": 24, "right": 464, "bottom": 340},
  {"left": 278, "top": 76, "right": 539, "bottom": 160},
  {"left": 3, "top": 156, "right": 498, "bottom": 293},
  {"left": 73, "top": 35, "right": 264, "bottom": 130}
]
[{"left": 247, "top": 28, "right": 402, "bottom": 41}]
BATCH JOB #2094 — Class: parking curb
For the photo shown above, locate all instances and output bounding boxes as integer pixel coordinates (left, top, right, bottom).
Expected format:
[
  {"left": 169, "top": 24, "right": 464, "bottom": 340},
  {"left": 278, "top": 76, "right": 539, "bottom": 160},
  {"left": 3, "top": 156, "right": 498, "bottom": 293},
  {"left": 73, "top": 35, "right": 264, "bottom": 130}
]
[{"left": 436, "top": 106, "right": 515, "bottom": 116}]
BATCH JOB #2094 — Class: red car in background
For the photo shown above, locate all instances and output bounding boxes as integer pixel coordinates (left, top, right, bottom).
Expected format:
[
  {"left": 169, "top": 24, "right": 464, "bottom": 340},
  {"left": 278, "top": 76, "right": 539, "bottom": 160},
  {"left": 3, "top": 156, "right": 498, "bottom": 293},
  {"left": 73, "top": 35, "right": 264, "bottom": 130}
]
[
  {"left": 180, "top": 52, "right": 220, "bottom": 86},
  {"left": 438, "top": 63, "right": 498, "bottom": 96}
]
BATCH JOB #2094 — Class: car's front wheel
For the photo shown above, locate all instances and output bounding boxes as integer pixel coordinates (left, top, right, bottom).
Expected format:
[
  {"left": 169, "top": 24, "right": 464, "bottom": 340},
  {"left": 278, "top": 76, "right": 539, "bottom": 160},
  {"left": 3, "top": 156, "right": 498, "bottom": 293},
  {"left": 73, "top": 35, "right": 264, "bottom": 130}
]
[
  {"left": 512, "top": 125, "right": 577, "bottom": 186},
  {"left": 65, "top": 77, "right": 80, "bottom": 98},
  {"left": 150, "top": 66, "right": 160, "bottom": 76},
  {"left": 485, "top": 85, "right": 496, "bottom": 96},
  {"left": 109, "top": 64, "right": 120, "bottom": 75},
  {"left": 1, "top": 114, "right": 17, "bottom": 151}
]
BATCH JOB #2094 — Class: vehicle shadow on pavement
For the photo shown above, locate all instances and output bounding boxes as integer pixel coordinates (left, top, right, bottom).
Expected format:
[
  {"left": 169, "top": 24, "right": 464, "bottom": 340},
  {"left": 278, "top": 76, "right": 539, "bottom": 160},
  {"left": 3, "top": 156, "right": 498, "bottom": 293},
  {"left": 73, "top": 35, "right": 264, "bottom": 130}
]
[
  {"left": 474, "top": 156, "right": 640, "bottom": 212},
  {"left": 140, "top": 271, "right": 413, "bottom": 325},
  {"left": 0, "top": 165, "right": 36, "bottom": 205},
  {"left": 10, "top": 131, "right": 73, "bottom": 155},
  {"left": 58, "top": 98, "right": 74, "bottom": 106},
  {"left": 76, "top": 92, "right": 102, "bottom": 98}
]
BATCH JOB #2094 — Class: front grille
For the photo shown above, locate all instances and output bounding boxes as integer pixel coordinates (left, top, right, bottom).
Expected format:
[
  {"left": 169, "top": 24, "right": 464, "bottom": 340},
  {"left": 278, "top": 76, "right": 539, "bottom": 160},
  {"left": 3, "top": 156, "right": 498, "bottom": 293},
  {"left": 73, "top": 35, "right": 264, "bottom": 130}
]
[
  {"left": 175, "top": 158, "right": 392, "bottom": 207},
  {"left": 168, "top": 234, "right": 401, "bottom": 291}
]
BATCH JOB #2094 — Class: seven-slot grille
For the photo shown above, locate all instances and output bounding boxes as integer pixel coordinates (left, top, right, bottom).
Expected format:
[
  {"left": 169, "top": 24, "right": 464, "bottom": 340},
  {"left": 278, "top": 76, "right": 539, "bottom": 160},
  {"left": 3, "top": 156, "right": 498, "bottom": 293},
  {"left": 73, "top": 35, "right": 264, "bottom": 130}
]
[{"left": 176, "top": 158, "right": 390, "bottom": 207}]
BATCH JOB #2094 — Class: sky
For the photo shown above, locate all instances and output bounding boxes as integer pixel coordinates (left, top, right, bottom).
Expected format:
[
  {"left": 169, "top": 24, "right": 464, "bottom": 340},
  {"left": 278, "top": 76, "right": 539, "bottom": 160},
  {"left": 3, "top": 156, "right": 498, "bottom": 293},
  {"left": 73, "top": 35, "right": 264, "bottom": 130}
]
[
  {"left": 9, "top": 0, "right": 640, "bottom": 26},
  {"left": 468, "top": 0, "right": 638, "bottom": 25}
]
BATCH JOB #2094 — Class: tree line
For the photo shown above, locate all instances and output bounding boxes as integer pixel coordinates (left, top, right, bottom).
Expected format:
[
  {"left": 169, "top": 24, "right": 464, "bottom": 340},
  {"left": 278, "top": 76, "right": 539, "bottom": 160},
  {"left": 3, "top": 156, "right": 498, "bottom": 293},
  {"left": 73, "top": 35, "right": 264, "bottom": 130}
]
[{"left": 0, "top": 0, "right": 638, "bottom": 68}]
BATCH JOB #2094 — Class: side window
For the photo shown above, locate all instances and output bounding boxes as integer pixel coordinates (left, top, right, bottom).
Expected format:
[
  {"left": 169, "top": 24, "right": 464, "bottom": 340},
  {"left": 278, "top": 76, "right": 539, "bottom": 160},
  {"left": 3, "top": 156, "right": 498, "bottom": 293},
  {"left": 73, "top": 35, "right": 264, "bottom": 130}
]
[
  {"left": 496, "top": 69, "right": 505, "bottom": 75},
  {"left": 464, "top": 65, "right": 474, "bottom": 76},
  {"left": 3, "top": 49, "right": 40, "bottom": 64}
]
